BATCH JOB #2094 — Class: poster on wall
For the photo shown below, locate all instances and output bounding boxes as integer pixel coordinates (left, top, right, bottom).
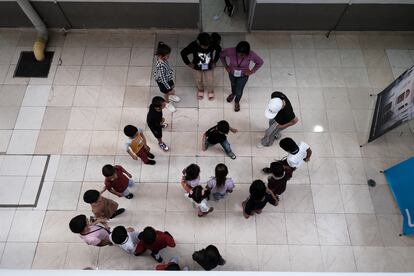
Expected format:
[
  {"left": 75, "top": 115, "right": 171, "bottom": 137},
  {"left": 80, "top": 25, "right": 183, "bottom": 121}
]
[{"left": 368, "top": 65, "right": 414, "bottom": 143}]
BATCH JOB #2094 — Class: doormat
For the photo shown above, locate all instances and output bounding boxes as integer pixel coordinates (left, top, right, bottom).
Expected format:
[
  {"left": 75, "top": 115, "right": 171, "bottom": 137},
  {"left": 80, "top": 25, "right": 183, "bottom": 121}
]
[{"left": 14, "top": 51, "right": 54, "bottom": 78}]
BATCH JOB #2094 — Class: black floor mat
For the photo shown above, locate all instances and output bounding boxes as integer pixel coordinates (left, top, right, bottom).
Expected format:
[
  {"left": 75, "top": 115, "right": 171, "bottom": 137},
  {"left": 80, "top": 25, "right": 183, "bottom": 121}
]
[{"left": 14, "top": 51, "right": 54, "bottom": 78}]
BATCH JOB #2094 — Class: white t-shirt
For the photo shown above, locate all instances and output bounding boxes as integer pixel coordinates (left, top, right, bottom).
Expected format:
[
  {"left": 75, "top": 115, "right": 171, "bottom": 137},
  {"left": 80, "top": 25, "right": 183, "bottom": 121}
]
[
  {"left": 286, "top": 141, "right": 309, "bottom": 168},
  {"left": 185, "top": 193, "right": 210, "bottom": 213},
  {"left": 110, "top": 230, "right": 140, "bottom": 254}
]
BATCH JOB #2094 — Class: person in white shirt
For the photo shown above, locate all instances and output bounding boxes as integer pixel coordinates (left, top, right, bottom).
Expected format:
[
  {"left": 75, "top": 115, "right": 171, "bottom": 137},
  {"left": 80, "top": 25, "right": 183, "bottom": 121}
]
[
  {"left": 279, "top": 137, "right": 312, "bottom": 169},
  {"left": 185, "top": 185, "right": 214, "bottom": 217},
  {"left": 110, "top": 225, "right": 140, "bottom": 255}
]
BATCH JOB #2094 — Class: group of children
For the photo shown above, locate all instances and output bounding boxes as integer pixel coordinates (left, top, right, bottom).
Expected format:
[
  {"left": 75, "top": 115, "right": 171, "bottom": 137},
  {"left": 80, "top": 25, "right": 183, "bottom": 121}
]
[{"left": 67, "top": 32, "right": 314, "bottom": 270}]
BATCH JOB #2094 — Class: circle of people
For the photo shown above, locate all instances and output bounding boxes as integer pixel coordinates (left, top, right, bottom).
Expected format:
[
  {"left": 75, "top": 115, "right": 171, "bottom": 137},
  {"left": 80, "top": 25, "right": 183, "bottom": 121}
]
[{"left": 69, "top": 32, "right": 313, "bottom": 271}]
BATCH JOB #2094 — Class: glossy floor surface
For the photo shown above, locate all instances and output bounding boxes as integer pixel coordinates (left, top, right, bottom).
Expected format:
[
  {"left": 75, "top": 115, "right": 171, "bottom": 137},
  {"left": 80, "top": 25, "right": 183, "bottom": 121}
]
[{"left": 0, "top": 29, "right": 414, "bottom": 271}]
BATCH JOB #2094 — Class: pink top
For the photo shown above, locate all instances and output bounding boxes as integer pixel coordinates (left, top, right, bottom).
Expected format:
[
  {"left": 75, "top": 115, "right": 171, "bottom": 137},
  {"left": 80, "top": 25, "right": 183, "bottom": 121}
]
[
  {"left": 80, "top": 225, "right": 110, "bottom": 246},
  {"left": 220, "top": 47, "right": 264, "bottom": 76}
]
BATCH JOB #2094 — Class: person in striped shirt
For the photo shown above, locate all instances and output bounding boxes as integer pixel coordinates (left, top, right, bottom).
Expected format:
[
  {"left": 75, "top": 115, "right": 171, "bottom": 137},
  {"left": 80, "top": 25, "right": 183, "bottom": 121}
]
[{"left": 154, "top": 42, "right": 180, "bottom": 112}]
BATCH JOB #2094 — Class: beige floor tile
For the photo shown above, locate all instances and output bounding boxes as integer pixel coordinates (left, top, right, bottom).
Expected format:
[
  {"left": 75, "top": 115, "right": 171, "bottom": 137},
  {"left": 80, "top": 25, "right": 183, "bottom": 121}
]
[
  {"left": 8, "top": 210, "right": 45, "bottom": 242},
  {"left": 0, "top": 210, "right": 15, "bottom": 241},
  {"left": 55, "top": 155, "right": 88, "bottom": 182},
  {"left": 289, "top": 245, "right": 324, "bottom": 271},
  {"left": 83, "top": 47, "right": 108, "bottom": 66},
  {"left": 94, "top": 107, "right": 122, "bottom": 131},
  {"left": 54, "top": 66, "right": 80, "bottom": 85},
  {"left": 224, "top": 244, "right": 258, "bottom": 271},
  {"left": 226, "top": 212, "right": 257, "bottom": 244},
  {"left": 68, "top": 107, "right": 97, "bottom": 130},
  {"left": 64, "top": 243, "right": 99, "bottom": 269},
  {"left": 130, "top": 48, "right": 154, "bottom": 66},
  {"left": 284, "top": 184, "right": 314, "bottom": 213},
  {"left": 39, "top": 211, "right": 81, "bottom": 242},
  {"left": 286, "top": 213, "right": 319, "bottom": 245},
  {"left": 98, "top": 85, "right": 125, "bottom": 107},
  {"left": 98, "top": 245, "right": 130, "bottom": 270},
  {"left": 0, "top": 176, "right": 26, "bottom": 205},
  {"left": 48, "top": 181, "right": 81, "bottom": 210},
  {"left": 41, "top": 107, "right": 71, "bottom": 130},
  {"left": 321, "top": 246, "right": 356, "bottom": 272},
  {"left": 168, "top": 156, "right": 197, "bottom": 183},
  {"left": 0, "top": 85, "right": 26, "bottom": 107},
  {"left": 165, "top": 211, "right": 195, "bottom": 243},
  {"left": 73, "top": 85, "right": 100, "bottom": 107},
  {"left": 316, "top": 213, "right": 350, "bottom": 245},
  {"left": 170, "top": 132, "right": 197, "bottom": 156},
  {"left": 7, "top": 130, "right": 39, "bottom": 154},
  {"left": 258, "top": 245, "right": 290, "bottom": 271},
  {"left": 14, "top": 106, "right": 45, "bottom": 130},
  {"left": 123, "top": 86, "right": 150, "bottom": 108},
  {"left": 89, "top": 130, "right": 118, "bottom": 155},
  {"left": 19, "top": 176, "right": 42, "bottom": 205},
  {"left": 0, "top": 242, "right": 36, "bottom": 269},
  {"left": 126, "top": 66, "right": 151, "bottom": 86},
  {"left": 135, "top": 183, "right": 167, "bottom": 212},
  {"left": 47, "top": 85, "right": 76, "bottom": 107},
  {"left": 256, "top": 212, "right": 287, "bottom": 245},
  {"left": 62, "top": 130, "right": 92, "bottom": 155},
  {"left": 77, "top": 66, "right": 104, "bottom": 85},
  {"left": 32, "top": 243, "right": 68, "bottom": 269},
  {"left": 106, "top": 48, "right": 131, "bottom": 66}
]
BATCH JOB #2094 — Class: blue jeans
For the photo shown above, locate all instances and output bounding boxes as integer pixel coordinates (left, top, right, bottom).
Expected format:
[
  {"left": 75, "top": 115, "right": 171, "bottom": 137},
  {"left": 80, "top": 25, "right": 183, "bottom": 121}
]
[
  {"left": 205, "top": 139, "right": 233, "bottom": 155},
  {"left": 122, "top": 178, "right": 135, "bottom": 196},
  {"left": 228, "top": 73, "right": 249, "bottom": 103}
]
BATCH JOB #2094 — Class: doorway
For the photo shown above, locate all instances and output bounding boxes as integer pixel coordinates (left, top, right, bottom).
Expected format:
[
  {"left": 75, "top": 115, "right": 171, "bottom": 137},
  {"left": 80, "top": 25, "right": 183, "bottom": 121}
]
[{"left": 200, "top": 0, "right": 249, "bottom": 32}]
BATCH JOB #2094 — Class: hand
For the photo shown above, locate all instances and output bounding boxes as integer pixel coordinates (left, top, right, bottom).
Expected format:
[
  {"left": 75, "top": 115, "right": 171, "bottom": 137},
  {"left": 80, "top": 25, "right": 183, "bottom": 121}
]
[
  {"left": 225, "top": 66, "right": 231, "bottom": 73},
  {"left": 127, "top": 173, "right": 132, "bottom": 178},
  {"left": 244, "top": 69, "right": 253, "bottom": 76},
  {"left": 132, "top": 154, "right": 138, "bottom": 160},
  {"left": 232, "top": 128, "right": 239, "bottom": 133}
]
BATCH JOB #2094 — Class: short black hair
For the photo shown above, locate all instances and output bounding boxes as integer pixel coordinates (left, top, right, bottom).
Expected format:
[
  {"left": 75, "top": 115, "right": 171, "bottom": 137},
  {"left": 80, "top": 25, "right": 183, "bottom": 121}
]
[
  {"left": 210, "top": 32, "right": 221, "bottom": 45},
  {"left": 270, "top": 162, "right": 284, "bottom": 178},
  {"left": 124, "top": 125, "right": 138, "bottom": 138},
  {"left": 142, "top": 226, "right": 156, "bottom": 245},
  {"left": 197, "top": 32, "right": 211, "bottom": 47},
  {"left": 156, "top": 41, "right": 171, "bottom": 56},
  {"left": 83, "top": 189, "right": 100, "bottom": 204},
  {"left": 111, "top": 226, "right": 128, "bottom": 244},
  {"left": 151, "top": 96, "right": 166, "bottom": 108},
  {"left": 102, "top": 164, "right": 115, "bottom": 177},
  {"left": 217, "top": 120, "right": 229, "bottom": 134},
  {"left": 279, "top": 137, "right": 299, "bottom": 154},
  {"left": 184, "top": 163, "right": 200, "bottom": 181},
  {"left": 236, "top": 41, "right": 250, "bottom": 55},
  {"left": 69, "top": 214, "right": 87, "bottom": 233},
  {"left": 249, "top": 180, "right": 266, "bottom": 200}
]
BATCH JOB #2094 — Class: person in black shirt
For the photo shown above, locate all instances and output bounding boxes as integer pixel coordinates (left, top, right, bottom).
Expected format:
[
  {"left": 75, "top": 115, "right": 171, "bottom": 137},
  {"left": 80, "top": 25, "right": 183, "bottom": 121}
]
[
  {"left": 147, "top": 96, "right": 169, "bottom": 151},
  {"left": 257, "top": 91, "right": 299, "bottom": 148},
  {"left": 192, "top": 245, "right": 225, "bottom": 271},
  {"left": 242, "top": 180, "right": 278, "bottom": 219},
  {"left": 202, "top": 120, "right": 238, "bottom": 159},
  {"left": 180, "top": 32, "right": 221, "bottom": 101},
  {"left": 263, "top": 161, "right": 293, "bottom": 196}
]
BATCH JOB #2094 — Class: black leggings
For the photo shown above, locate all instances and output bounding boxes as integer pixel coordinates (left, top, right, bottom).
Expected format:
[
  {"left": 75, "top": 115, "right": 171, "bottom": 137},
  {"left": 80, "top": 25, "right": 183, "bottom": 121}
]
[{"left": 225, "top": 0, "right": 232, "bottom": 7}]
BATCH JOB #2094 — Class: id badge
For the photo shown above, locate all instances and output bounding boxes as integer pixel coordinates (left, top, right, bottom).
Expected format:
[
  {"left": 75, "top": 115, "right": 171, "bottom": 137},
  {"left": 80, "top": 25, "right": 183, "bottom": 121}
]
[
  {"left": 233, "top": 69, "right": 242, "bottom": 77},
  {"left": 201, "top": 64, "right": 209, "bottom": 71}
]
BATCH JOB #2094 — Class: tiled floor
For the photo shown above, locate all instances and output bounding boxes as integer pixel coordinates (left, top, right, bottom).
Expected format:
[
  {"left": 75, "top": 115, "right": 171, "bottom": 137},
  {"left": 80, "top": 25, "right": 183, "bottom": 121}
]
[{"left": 0, "top": 29, "right": 414, "bottom": 271}]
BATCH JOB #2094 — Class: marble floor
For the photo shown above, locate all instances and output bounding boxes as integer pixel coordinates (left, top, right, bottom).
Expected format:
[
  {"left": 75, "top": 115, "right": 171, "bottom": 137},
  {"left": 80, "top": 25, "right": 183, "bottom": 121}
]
[{"left": 0, "top": 29, "right": 414, "bottom": 272}]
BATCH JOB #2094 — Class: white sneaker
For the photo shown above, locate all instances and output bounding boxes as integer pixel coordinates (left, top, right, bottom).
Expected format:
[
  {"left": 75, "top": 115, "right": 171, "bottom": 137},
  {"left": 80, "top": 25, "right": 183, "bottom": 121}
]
[
  {"left": 256, "top": 142, "right": 264, "bottom": 148},
  {"left": 169, "top": 95, "right": 181, "bottom": 103},
  {"left": 166, "top": 103, "right": 176, "bottom": 112}
]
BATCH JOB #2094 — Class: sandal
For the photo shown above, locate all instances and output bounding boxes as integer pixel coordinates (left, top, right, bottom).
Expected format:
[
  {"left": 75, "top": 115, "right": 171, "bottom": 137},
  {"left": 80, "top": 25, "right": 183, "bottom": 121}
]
[
  {"left": 228, "top": 151, "right": 236, "bottom": 159},
  {"left": 197, "top": 90, "right": 204, "bottom": 100},
  {"left": 208, "top": 91, "right": 215, "bottom": 101}
]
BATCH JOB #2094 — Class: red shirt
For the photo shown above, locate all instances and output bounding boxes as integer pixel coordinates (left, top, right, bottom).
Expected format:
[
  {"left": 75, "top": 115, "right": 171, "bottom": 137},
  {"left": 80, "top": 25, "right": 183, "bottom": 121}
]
[
  {"left": 135, "top": 231, "right": 176, "bottom": 255},
  {"left": 104, "top": 165, "right": 129, "bottom": 193}
]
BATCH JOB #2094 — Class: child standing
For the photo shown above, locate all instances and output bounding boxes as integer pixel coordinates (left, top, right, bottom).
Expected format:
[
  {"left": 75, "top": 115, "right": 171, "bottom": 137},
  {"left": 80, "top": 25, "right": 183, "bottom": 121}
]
[
  {"left": 180, "top": 163, "right": 201, "bottom": 191},
  {"left": 206, "top": 163, "right": 235, "bottom": 201},
  {"left": 154, "top": 42, "right": 180, "bottom": 112},
  {"left": 242, "top": 180, "right": 278, "bottom": 219},
  {"left": 185, "top": 185, "right": 214, "bottom": 217},
  {"left": 69, "top": 214, "right": 111, "bottom": 247},
  {"left": 110, "top": 225, "right": 140, "bottom": 255},
  {"left": 83, "top": 189, "right": 125, "bottom": 220},
  {"left": 147, "top": 96, "right": 169, "bottom": 151},
  {"left": 101, "top": 164, "right": 135, "bottom": 199},
  {"left": 202, "top": 120, "right": 238, "bottom": 159},
  {"left": 262, "top": 161, "right": 293, "bottom": 196},
  {"left": 192, "top": 245, "right": 225, "bottom": 271},
  {"left": 180, "top": 32, "right": 221, "bottom": 100},
  {"left": 124, "top": 124, "right": 156, "bottom": 165},
  {"left": 134, "top": 226, "right": 176, "bottom": 263},
  {"left": 279, "top": 137, "right": 312, "bottom": 170}
]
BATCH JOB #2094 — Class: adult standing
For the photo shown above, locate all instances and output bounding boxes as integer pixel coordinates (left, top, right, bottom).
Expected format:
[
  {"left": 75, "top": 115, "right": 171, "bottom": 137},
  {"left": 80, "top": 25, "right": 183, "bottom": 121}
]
[
  {"left": 257, "top": 91, "right": 298, "bottom": 148},
  {"left": 181, "top": 32, "right": 221, "bottom": 101},
  {"left": 220, "top": 41, "right": 263, "bottom": 112}
]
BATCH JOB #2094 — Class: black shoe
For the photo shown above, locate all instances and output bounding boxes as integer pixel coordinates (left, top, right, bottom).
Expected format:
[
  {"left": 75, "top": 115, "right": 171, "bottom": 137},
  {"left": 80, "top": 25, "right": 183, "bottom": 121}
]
[
  {"left": 227, "top": 4, "right": 234, "bottom": 17},
  {"left": 151, "top": 253, "right": 163, "bottom": 263},
  {"left": 146, "top": 160, "right": 156, "bottom": 165},
  {"left": 148, "top": 152, "right": 155, "bottom": 159},
  {"left": 125, "top": 193, "right": 134, "bottom": 199},
  {"left": 262, "top": 167, "right": 271, "bottom": 174},
  {"left": 226, "top": 94, "right": 235, "bottom": 103},
  {"left": 110, "top": 208, "right": 125, "bottom": 219}
]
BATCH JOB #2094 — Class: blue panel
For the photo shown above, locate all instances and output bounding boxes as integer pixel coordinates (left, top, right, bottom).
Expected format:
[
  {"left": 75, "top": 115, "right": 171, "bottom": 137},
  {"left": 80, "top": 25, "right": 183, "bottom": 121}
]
[{"left": 384, "top": 157, "right": 414, "bottom": 235}]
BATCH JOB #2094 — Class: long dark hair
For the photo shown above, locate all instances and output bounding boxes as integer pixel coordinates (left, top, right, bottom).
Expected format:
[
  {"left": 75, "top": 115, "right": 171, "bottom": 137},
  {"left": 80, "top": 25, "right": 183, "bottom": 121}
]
[
  {"left": 215, "top": 163, "right": 228, "bottom": 188},
  {"left": 184, "top": 163, "right": 200, "bottom": 181},
  {"left": 189, "top": 185, "right": 210, "bottom": 204}
]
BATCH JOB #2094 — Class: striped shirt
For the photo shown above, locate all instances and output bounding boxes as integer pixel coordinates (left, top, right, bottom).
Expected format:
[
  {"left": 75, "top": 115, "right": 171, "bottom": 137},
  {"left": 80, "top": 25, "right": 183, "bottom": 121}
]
[{"left": 154, "top": 58, "right": 174, "bottom": 90}]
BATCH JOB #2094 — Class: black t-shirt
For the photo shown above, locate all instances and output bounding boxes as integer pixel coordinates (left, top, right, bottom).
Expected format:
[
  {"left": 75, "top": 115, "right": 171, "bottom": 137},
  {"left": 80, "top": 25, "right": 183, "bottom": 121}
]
[
  {"left": 271, "top": 91, "right": 295, "bottom": 125},
  {"left": 267, "top": 166, "right": 293, "bottom": 195},
  {"left": 244, "top": 193, "right": 277, "bottom": 215},
  {"left": 146, "top": 104, "right": 162, "bottom": 129},
  {"left": 180, "top": 41, "right": 222, "bottom": 71},
  {"left": 205, "top": 126, "right": 226, "bottom": 145}
]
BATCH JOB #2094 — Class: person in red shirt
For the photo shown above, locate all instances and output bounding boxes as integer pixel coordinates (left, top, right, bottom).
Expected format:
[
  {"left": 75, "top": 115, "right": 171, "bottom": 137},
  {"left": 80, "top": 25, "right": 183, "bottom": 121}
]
[
  {"left": 134, "top": 226, "right": 176, "bottom": 263},
  {"left": 101, "top": 164, "right": 135, "bottom": 199}
]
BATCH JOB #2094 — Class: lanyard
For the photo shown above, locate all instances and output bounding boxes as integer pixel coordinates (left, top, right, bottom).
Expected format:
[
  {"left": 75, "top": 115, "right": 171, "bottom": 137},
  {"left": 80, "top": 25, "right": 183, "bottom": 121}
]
[{"left": 235, "top": 54, "right": 245, "bottom": 68}]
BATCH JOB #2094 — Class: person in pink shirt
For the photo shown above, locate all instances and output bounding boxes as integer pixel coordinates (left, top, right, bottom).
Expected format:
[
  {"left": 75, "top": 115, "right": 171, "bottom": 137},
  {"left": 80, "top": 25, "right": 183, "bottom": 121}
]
[
  {"left": 220, "top": 41, "right": 264, "bottom": 112},
  {"left": 69, "top": 214, "right": 112, "bottom": 247}
]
